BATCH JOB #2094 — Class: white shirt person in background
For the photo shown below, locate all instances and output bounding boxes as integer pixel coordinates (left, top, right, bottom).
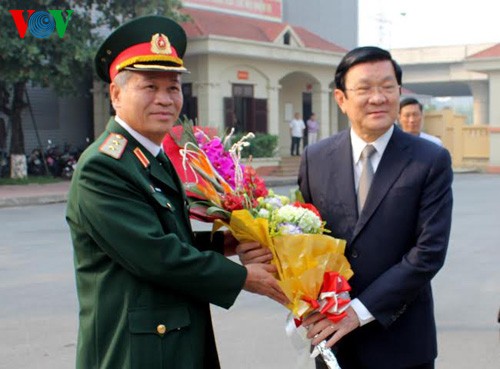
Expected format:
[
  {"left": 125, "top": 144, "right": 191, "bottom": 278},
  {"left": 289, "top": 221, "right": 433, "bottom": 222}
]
[
  {"left": 399, "top": 97, "right": 443, "bottom": 146},
  {"left": 289, "top": 112, "right": 306, "bottom": 156}
]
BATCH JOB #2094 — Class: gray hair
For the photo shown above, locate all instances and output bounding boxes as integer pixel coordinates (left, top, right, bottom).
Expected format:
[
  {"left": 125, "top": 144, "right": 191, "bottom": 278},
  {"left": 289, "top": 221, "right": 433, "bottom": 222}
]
[{"left": 113, "top": 70, "right": 133, "bottom": 88}]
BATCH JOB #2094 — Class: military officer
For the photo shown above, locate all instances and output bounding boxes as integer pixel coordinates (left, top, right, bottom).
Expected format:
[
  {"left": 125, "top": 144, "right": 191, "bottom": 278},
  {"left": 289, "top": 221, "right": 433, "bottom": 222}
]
[{"left": 66, "top": 15, "right": 286, "bottom": 369}]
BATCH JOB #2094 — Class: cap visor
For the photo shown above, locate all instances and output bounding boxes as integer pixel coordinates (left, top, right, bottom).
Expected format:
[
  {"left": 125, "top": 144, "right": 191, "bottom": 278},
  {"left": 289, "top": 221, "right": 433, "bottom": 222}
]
[{"left": 125, "top": 64, "right": 190, "bottom": 74}]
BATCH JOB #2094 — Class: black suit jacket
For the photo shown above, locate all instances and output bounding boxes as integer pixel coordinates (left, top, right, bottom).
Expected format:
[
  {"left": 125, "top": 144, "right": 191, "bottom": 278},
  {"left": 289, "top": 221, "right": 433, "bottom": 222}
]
[{"left": 299, "top": 126, "right": 453, "bottom": 368}]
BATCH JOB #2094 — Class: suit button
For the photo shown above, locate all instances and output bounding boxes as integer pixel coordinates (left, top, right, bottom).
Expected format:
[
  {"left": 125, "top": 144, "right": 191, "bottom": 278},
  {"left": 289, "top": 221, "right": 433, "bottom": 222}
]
[
  {"left": 351, "top": 249, "right": 359, "bottom": 258},
  {"left": 157, "top": 324, "right": 167, "bottom": 335}
]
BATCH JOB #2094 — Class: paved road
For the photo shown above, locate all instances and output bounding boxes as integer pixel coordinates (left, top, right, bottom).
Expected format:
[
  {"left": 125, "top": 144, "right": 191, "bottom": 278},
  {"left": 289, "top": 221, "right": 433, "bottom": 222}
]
[{"left": 0, "top": 174, "right": 499, "bottom": 369}]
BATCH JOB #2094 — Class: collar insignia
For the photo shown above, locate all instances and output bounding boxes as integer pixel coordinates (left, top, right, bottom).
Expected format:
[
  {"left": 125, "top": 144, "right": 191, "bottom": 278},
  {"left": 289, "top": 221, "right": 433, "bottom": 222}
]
[{"left": 133, "top": 147, "right": 150, "bottom": 168}]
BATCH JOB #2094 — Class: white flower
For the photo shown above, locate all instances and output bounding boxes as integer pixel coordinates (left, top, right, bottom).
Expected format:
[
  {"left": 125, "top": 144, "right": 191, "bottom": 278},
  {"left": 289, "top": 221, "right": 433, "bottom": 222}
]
[
  {"left": 274, "top": 205, "right": 322, "bottom": 234},
  {"left": 257, "top": 208, "right": 270, "bottom": 219},
  {"left": 278, "top": 223, "right": 303, "bottom": 235}
]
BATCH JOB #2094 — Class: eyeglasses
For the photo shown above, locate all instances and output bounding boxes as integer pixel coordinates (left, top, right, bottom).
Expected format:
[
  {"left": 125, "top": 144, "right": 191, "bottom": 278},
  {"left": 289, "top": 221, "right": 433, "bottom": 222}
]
[{"left": 344, "top": 84, "right": 400, "bottom": 98}]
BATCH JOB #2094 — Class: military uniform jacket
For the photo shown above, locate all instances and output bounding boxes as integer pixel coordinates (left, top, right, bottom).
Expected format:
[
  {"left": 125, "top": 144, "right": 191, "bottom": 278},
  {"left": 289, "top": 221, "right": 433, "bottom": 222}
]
[{"left": 66, "top": 118, "right": 247, "bottom": 369}]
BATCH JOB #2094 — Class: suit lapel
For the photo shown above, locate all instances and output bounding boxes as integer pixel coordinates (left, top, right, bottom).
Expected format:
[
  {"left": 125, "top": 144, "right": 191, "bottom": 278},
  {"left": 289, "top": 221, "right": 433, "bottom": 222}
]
[
  {"left": 351, "top": 127, "right": 411, "bottom": 243},
  {"left": 316, "top": 132, "right": 358, "bottom": 240},
  {"left": 331, "top": 131, "right": 358, "bottom": 218}
]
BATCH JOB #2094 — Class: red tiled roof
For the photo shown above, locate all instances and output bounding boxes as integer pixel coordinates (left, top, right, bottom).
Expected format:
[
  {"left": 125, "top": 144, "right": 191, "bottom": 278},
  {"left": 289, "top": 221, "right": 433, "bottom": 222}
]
[
  {"left": 181, "top": 8, "right": 346, "bottom": 53},
  {"left": 468, "top": 43, "right": 500, "bottom": 59}
]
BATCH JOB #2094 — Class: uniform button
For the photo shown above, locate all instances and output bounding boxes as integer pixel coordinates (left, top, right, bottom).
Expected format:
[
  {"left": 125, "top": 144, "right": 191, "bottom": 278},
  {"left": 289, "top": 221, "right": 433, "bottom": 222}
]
[
  {"left": 157, "top": 324, "right": 167, "bottom": 335},
  {"left": 351, "top": 249, "right": 359, "bottom": 258},
  {"left": 166, "top": 203, "right": 172, "bottom": 210}
]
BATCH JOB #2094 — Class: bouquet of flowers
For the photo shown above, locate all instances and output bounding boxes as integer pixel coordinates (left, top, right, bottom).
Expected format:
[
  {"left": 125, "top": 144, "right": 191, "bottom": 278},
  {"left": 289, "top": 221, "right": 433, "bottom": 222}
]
[
  {"left": 163, "top": 118, "right": 268, "bottom": 222},
  {"left": 164, "top": 119, "right": 353, "bottom": 368}
]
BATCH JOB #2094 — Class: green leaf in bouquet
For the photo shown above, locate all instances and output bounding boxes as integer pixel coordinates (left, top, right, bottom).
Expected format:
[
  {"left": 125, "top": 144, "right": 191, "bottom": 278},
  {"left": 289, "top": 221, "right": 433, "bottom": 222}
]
[
  {"left": 290, "top": 187, "right": 305, "bottom": 203},
  {"left": 206, "top": 206, "right": 231, "bottom": 217},
  {"left": 171, "top": 115, "right": 199, "bottom": 148}
]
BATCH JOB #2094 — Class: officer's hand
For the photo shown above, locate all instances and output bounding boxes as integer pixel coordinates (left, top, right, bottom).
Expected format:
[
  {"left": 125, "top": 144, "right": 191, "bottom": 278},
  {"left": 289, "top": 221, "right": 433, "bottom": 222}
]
[
  {"left": 243, "top": 263, "right": 289, "bottom": 305},
  {"left": 236, "top": 242, "right": 273, "bottom": 265}
]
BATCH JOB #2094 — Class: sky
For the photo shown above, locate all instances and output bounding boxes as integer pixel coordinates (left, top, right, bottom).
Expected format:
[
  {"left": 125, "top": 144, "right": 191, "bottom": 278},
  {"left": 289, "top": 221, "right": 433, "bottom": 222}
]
[{"left": 358, "top": 0, "right": 499, "bottom": 49}]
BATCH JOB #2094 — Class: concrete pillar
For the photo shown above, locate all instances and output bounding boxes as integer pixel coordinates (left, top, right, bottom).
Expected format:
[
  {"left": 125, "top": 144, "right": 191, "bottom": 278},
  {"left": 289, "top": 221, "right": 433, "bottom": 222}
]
[
  {"left": 318, "top": 88, "right": 332, "bottom": 139},
  {"left": 92, "top": 80, "right": 109, "bottom": 138},
  {"left": 487, "top": 71, "right": 500, "bottom": 172},
  {"left": 469, "top": 81, "right": 489, "bottom": 125},
  {"left": 267, "top": 83, "right": 281, "bottom": 136},
  {"left": 194, "top": 81, "right": 222, "bottom": 131}
]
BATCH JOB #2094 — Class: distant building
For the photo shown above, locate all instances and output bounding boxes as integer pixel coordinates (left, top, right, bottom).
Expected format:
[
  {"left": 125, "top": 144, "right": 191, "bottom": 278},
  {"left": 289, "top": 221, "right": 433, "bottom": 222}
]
[
  {"left": 93, "top": 0, "right": 356, "bottom": 155},
  {"left": 17, "top": 1, "right": 359, "bottom": 156}
]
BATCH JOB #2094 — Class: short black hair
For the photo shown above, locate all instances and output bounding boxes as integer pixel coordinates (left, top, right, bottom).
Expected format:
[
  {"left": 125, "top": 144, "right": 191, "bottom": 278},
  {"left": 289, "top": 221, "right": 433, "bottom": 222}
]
[
  {"left": 334, "top": 46, "right": 402, "bottom": 92},
  {"left": 399, "top": 97, "right": 423, "bottom": 112}
]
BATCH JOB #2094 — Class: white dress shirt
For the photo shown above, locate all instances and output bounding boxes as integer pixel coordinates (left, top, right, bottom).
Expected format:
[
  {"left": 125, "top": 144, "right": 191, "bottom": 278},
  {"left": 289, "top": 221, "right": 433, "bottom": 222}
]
[{"left": 348, "top": 125, "right": 394, "bottom": 326}]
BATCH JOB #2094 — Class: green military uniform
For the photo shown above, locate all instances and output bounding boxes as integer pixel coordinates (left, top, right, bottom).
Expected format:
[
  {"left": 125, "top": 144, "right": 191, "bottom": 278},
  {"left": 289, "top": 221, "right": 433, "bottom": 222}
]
[{"left": 66, "top": 117, "right": 247, "bottom": 369}]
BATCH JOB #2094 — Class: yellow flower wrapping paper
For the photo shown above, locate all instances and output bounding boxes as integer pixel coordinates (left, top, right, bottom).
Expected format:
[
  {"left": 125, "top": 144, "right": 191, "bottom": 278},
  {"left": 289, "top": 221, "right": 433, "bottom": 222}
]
[{"left": 216, "top": 209, "right": 353, "bottom": 319}]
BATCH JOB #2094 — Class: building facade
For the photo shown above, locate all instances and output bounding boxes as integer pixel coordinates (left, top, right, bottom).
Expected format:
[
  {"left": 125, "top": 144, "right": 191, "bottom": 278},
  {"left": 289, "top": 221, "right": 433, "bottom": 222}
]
[{"left": 92, "top": 1, "right": 356, "bottom": 156}]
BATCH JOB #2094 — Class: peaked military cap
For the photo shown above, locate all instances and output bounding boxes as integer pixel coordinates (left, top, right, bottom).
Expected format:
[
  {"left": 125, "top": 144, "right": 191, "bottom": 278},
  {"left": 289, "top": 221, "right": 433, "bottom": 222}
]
[{"left": 95, "top": 15, "right": 188, "bottom": 83}]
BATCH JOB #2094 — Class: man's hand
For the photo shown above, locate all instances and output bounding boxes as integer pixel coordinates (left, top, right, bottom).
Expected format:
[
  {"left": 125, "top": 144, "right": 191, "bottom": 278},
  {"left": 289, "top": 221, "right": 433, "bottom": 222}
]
[
  {"left": 236, "top": 242, "right": 273, "bottom": 265},
  {"left": 243, "top": 263, "right": 289, "bottom": 305},
  {"left": 303, "top": 307, "right": 360, "bottom": 347}
]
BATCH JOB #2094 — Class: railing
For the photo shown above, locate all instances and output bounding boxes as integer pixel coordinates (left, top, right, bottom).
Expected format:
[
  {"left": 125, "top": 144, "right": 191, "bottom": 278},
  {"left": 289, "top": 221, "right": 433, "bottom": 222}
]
[{"left": 424, "top": 109, "right": 490, "bottom": 169}]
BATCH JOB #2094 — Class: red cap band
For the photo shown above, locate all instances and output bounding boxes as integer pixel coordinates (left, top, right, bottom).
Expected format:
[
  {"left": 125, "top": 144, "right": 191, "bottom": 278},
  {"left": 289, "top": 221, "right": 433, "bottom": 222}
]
[{"left": 109, "top": 34, "right": 183, "bottom": 81}]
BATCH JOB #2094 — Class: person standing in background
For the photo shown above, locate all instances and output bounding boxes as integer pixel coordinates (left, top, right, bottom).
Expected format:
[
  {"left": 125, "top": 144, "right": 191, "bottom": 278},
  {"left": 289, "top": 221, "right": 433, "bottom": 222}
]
[
  {"left": 399, "top": 97, "right": 443, "bottom": 146},
  {"left": 290, "top": 112, "right": 305, "bottom": 156},
  {"left": 306, "top": 113, "right": 320, "bottom": 145}
]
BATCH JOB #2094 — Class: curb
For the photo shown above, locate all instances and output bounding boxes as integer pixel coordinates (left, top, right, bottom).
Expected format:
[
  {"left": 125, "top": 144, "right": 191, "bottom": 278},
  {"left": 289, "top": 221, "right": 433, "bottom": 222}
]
[
  {"left": 0, "top": 169, "right": 483, "bottom": 209},
  {"left": 0, "top": 177, "right": 297, "bottom": 209},
  {"left": 0, "top": 193, "right": 68, "bottom": 208}
]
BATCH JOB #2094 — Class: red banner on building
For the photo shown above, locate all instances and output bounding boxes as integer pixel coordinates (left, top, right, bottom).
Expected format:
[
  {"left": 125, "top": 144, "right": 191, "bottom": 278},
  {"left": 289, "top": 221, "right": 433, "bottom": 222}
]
[{"left": 184, "top": 0, "right": 282, "bottom": 22}]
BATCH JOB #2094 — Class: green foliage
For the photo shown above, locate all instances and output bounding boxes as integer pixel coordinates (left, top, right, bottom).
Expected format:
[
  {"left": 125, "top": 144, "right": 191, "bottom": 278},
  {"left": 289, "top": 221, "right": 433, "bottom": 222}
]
[
  {"left": 86, "top": 0, "right": 188, "bottom": 30},
  {"left": 0, "top": 1, "right": 95, "bottom": 92},
  {"left": 231, "top": 133, "right": 278, "bottom": 158},
  {"left": 0, "top": 0, "right": 186, "bottom": 94},
  {"left": 0, "top": 0, "right": 186, "bottom": 157}
]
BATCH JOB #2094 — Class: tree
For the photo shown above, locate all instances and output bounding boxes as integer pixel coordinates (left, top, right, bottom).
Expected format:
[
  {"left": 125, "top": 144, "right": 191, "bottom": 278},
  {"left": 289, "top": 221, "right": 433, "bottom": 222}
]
[{"left": 0, "top": 0, "right": 185, "bottom": 178}]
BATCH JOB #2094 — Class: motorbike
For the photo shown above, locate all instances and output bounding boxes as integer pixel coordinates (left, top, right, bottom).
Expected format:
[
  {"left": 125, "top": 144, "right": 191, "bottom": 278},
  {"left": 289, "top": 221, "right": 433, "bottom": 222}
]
[{"left": 27, "top": 148, "right": 46, "bottom": 176}]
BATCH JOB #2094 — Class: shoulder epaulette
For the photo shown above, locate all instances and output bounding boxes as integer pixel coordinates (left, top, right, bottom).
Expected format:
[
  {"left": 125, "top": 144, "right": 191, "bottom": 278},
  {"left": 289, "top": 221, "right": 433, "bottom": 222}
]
[
  {"left": 99, "top": 133, "right": 128, "bottom": 159},
  {"left": 133, "top": 147, "right": 150, "bottom": 168}
]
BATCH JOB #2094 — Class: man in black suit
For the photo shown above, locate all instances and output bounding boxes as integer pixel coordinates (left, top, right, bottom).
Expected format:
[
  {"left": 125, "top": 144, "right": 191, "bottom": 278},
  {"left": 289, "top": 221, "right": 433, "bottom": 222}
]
[{"left": 299, "top": 46, "right": 453, "bottom": 369}]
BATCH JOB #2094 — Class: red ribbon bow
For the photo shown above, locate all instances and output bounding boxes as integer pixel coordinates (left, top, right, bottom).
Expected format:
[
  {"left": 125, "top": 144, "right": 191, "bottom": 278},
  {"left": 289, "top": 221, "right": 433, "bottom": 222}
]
[{"left": 297, "top": 272, "right": 352, "bottom": 327}]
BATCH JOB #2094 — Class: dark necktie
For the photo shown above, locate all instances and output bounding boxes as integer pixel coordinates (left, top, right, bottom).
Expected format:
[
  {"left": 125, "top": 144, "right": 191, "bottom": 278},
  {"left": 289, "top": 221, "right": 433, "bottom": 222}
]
[
  {"left": 156, "top": 150, "right": 173, "bottom": 175},
  {"left": 357, "top": 144, "right": 376, "bottom": 213},
  {"left": 156, "top": 150, "right": 187, "bottom": 200}
]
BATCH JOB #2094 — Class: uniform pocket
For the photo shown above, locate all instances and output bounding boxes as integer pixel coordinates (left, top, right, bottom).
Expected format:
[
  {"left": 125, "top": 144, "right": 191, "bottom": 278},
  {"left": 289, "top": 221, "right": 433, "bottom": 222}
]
[{"left": 128, "top": 306, "right": 192, "bottom": 369}]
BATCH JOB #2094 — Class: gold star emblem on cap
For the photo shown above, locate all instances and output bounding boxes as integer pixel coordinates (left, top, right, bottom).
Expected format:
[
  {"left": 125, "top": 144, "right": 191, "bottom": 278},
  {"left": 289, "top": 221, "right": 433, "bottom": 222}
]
[{"left": 151, "top": 33, "right": 172, "bottom": 55}]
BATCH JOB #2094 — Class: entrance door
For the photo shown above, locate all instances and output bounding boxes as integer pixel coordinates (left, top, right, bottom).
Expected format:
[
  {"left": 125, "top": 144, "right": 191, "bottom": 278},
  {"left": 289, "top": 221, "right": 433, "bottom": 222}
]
[
  {"left": 181, "top": 83, "right": 198, "bottom": 123},
  {"left": 224, "top": 84, "right": 268, "bottom": 134}
]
